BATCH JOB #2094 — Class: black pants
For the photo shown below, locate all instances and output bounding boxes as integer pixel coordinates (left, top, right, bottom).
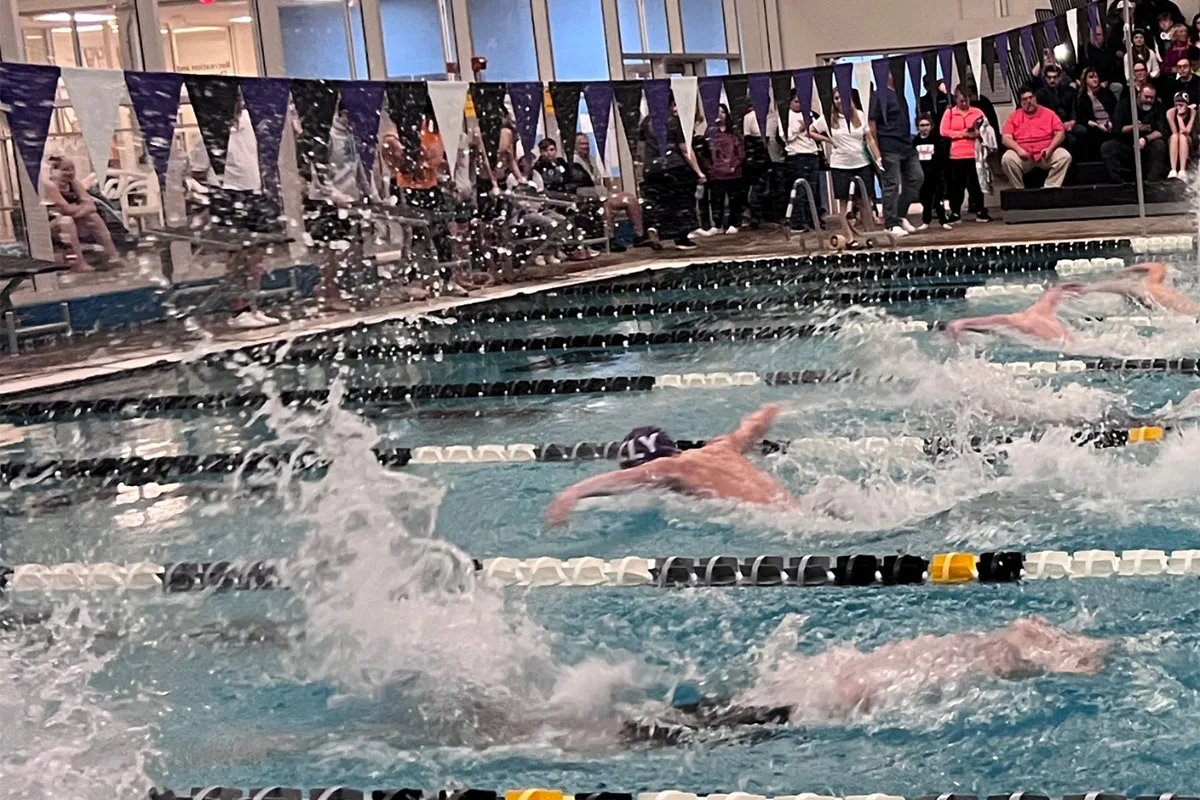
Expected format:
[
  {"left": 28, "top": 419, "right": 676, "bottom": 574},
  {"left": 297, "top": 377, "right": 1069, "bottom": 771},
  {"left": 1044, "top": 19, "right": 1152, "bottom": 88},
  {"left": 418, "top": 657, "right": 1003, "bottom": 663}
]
[
  {"left": 782, "top": 153, "right": 821, "bottom": 230},
  {"left": 1071, "top": 124, "right": 1111, "bottom": 162},
  {"left": 706, "top": 178, "right": 747, "bottom": 229},
  {"left": 1100, "top": 137, "right": 1169, "bottom": 182},
  {"left": 946, "top": 158, "right": 986, "bottom": 217},
  {"left": 642, "top": 165, "right": 699, "bottom": 240},
  {"left": 917, "top": 162, "right": 947, "bottom": 224}
]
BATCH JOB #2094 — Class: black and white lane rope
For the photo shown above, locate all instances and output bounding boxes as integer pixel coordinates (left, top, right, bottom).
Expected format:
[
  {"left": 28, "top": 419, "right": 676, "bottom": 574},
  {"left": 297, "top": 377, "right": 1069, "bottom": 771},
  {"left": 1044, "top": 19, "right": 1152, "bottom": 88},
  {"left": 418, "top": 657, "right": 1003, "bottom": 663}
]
[{"left": 145, "top": 789, "right": 1200, "bottom": 800}]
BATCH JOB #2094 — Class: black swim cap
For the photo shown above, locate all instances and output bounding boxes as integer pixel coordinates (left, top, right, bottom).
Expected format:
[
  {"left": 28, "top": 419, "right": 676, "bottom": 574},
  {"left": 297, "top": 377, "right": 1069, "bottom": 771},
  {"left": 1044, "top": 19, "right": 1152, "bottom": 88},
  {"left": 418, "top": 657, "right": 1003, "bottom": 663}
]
[{"left": 618, "top": 426, "right": 680, "bottom": 468}]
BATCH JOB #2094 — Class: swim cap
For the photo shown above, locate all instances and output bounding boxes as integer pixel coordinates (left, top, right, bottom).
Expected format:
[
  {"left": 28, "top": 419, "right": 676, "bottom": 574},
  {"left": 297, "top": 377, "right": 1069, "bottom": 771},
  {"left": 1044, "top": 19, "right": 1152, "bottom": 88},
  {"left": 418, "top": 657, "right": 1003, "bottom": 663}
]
[
  {"left": 1177, "top": 91, "right": 1190, "bottom": 103},
  {"left": 618, "top": 426, "right": 680, "bottom": 468}
]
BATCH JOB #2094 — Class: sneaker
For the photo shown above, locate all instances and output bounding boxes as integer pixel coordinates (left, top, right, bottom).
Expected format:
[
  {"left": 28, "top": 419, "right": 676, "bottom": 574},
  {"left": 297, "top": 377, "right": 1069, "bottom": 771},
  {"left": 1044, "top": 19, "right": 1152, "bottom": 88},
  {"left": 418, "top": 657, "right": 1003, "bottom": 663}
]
[
  {"left": 547, "top": 255, "right": 562, "bottom": 265},
  {"left": 229, "top": 311, "right": 269, "bottom": 330},
  {"left": 975, "top": 211, "right": 992, "bottom": 222},
  {"left": 609, "top": 239, "right": 627, "bottom": 253},
  {"left": 252, "top": 311, "right": 281, "bottom": 326},
  {"left": 1181, "top": 169, "right": 1189, "bottom": 181},
  {"left": 941, "top": 223, "right": 953, "bottom": 230},
  {"left": 692, "top": 228, "right": 712, "bottom": 238},
  {"left": 725, "top": 226, "right": 739, "bottom": 235},
  {"left": 705, "top": 227, "right": 721, "bottom": 236},
  {"left": 946, "top": 213, "right": 962, "bottom": 225},
  {"left": 886, "top": 226, "right": 909, "bottom": 237},
  {"left": 1169, "top": 169, "right": 1179, "bottom": 179},
  {"left": 674, "top": 237, "right": 699, "bottom": 249},
  {"left": 534, "top": 255, "right": 547, "bottom": 267},
  {"left": 916, "top": 223, "right": 929, "bottom": 231},
  {"left": 899, "top": 218, "right": 918, "bottom": 233}
]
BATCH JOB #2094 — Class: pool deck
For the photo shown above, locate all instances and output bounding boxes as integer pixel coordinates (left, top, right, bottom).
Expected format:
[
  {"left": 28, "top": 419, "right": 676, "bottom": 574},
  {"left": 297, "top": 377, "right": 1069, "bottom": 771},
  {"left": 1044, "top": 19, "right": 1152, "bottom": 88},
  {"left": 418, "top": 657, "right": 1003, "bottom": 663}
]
[{"left": 1, "top": 214, "right": 1194, "bottom": 399}]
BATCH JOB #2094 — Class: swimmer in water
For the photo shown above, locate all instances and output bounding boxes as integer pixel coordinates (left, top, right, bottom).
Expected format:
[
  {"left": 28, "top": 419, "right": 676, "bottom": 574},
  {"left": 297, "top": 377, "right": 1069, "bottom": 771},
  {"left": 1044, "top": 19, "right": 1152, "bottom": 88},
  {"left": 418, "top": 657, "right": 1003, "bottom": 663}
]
[
  {"left": 623, "top": 616, "right": 1108, "bottom": 744},
  {"left": 545, "top": 403, "right": 794, "bottom": 527},
  {"left": 1073, "top": 262, "right": 1199, "bottom": 316},
  {"left": 945, "top": 284, "right": 1083, "bottom": 344}
]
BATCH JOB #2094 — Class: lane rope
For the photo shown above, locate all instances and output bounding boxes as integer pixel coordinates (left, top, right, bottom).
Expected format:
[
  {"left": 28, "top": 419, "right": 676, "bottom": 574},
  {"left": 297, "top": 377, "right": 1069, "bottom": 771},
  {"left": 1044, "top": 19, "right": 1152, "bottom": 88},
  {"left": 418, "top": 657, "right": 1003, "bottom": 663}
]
[
  {"left": 9, "top": 549, "right": 1200, "bottom": 592},
  {"left": 146, "top": 790, "right": 1200, "bottom": 800}
]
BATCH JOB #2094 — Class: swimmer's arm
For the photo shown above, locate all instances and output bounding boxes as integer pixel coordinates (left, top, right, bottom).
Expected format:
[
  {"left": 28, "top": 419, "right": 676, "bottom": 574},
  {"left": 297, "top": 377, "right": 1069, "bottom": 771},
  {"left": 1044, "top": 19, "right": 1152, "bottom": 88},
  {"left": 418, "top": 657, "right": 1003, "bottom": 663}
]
[
  {"left": 545, "top": 467, "right": 676, "bottom": 527},
  {"left": 710, "top": 403, "right": 783, "bottom": 454},
  {"left": 1075, "top": 278, "right": 1145, "bottom": 297}
]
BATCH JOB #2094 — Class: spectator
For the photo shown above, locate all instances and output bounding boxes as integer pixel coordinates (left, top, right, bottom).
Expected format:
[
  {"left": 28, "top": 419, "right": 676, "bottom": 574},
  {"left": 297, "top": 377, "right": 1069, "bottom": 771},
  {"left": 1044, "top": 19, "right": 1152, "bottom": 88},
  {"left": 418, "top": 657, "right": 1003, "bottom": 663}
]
[
  {"left": 1000, "top": 85, "right": 1073, "bottom": 188},
  {"left": 532, "top": 137, "right": 570, "bottom": 193},
  {"left": 1161, "top": 55, "right": 1200, "bottom": 103},
  {"left": 1162, "top": 23, "right": 1199, "bottom": 67},
  {"left": 913, "top": 114, "right": 950, "bottom": 229},
  {"left": 868, "top": 70, "right": 923, "bottom": 237},
  {"left": 638, "top": 95, "right": 706, "bottom": 249},
  {"left": 381, "top": 113, "right": 447, "bottom": 211},
  {"left": 1102, "top": 83, "right": 1169, "bottom": 182},
  {"left": 743, "top": 105, "right": 784, "bottom": 225},
  {"left": 1129, "top": 28, "right": 1162, "bottom": 78},
  {"left": 706, "top": 104, "right": 748, "bottom": 234},
  {"left": 1155, "top": 11, "right": 1177, "bottom": 57},
  {"left": 782, "top": 89, "right": 823, "bottom": 233},
  {"left": 969, "top": 83, "right": 1002, "bottom": 144},
  {"left": 42, "top": 156, "right": 121, "bottom": 272},
  {"left": 1036, "top": 64, "right": 1078, "bottom": 125},
  {"left": 1074, "top": 67, "right": 1119, "bottom": 160},
  {"left": 567, "top": 132, "right": 660, "bottom": 251},
  {"left": 810, "top": 90, "right": 875, "bottom": 222},
  {"left": 1074, "top": 25, "right": 1123, "bottom": 89},
  {"left": 1167, "top": 90, "right": 1194, "bottom": 177},
  {"left": 1132, "top": 61, "right": 1152, "bottom": 95},
  {"left": 940, "top": 85, "right": 991, "bottom": 223},
  {"left": 919, "top": 80, "right": 951, "bottom": 127},
  {"left": 692, "top": 133, "right": 718, "bottom": 236}
]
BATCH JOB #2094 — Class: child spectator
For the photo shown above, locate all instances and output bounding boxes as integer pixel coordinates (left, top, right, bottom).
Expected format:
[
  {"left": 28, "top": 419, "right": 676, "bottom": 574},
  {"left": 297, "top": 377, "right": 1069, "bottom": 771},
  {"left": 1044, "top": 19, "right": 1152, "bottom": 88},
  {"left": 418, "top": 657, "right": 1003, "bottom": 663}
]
[
  {"left": 1168, "top": 90, "right": 1194, "bottom": 178},
  {"left": 913, "top": 114, "right": 949, "bottom": 230}
]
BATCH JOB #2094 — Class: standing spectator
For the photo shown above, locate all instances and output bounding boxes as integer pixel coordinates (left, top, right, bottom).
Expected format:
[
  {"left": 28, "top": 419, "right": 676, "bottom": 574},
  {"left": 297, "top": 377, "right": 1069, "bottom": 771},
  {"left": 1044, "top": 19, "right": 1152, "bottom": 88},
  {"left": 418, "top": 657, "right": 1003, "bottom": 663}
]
[
  {"left": 1102, "top": 83, "right": 1169, "bottom": 182},
  {"left": 568, "top": 132, "right": 660, "bottom": 251},
  {"left": 809, "top": 90, "right": 875, "bottom": 222},
  {"left": 639, "top": 96, "right": 706, "bottom": 249},
  {"left": 1000, "top": 85, "right": 1073, "bottom": 188},
  {"left": 692, "top": 133, "right": 718, "bottom": 236},
  {"left": 913, "top": 114, "right": 950, "bottom": 229},
  {"left": 743, "top": 105, "right": 784, "bottom": 225},
  {"left": 782, "top": 90, "right": 823, "bottom": 233},
  {"left": 919, "top": 80, "right": 951, "bottom": 128},
  {"left": 1036, "top": 65, "right": 1078, "bottom": 125},
  {"left": 1129, "top": 29, "right": 1163, "bottom": 78},
  {"left": 1074, "top": 67, "right": 1119, "bottom": 161},
  {"left": 1160, "top": 56, "right": 1200, "bottom": 105},
  {"left": 1167, "top": 90, "right": 1194, "bottom": 177},
  {"left": 868, "top": 71, "right": 923, "bottom": 237},
  {"left": 940, "top": 86, "right": 991, "bottom": 222},
  {"left": 707, "top": 104, "right": 748, "bottom": 234}
]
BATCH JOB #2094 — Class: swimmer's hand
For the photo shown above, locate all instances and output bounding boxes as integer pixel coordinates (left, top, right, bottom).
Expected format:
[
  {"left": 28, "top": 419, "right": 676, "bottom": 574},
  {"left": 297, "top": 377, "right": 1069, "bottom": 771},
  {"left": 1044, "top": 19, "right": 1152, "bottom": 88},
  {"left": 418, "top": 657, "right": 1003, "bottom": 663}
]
[
  {"left": 945, "top": 319, "right": 967, "bottom": 342},
  {"left": 545, "top": 492, "right": 577, "bottom": 528}
]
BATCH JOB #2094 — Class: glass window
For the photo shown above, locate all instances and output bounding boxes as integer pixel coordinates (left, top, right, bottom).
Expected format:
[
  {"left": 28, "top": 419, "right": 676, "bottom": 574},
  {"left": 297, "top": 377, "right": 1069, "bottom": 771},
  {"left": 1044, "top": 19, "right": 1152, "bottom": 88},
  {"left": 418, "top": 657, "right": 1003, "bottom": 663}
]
[
  {"left": 467, "top": 0, "right": 538, "bottom": 82},
  {"left": 0, "top": 130, "right": 29, "bottom": 258},
  {"left": 548, "top": 0, "right": 608, "bottom": 81},
  {"left": 380, "top": 0, "right": 451, "bottom": 78},
  {"left": 19, "top": 5, "right": 131, "bottom": 68},
  {"left": 278, "top": 0, "right": 367, "bottom": 79},
  {"left": 617, "top": 0, "right": 667, "bottom": 53},
  {"left": 159, "top": 0, "right": 259, "bottom": 76},
  {"left": 680, "top": 0, "right": 725, "bottom": 53},
  {"left": 704, "top": 58, "right": 729, "bottom": 75}
]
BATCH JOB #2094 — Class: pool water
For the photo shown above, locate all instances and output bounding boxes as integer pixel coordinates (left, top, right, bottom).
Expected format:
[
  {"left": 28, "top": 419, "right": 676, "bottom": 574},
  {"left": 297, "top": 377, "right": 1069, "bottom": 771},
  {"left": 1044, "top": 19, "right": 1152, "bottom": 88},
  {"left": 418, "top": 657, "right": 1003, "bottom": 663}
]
[{"left": 7, "top": 247, "right": 1200, "bottom": 797}]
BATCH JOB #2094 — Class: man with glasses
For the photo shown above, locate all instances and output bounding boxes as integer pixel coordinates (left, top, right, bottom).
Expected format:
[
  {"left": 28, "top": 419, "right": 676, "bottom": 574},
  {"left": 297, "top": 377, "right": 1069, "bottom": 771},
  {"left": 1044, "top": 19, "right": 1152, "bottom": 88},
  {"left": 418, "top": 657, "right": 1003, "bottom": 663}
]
[
  {"left": 1101, "top": 82, "right": 1169, "bottom": 182},
  {"left": 1000, "top": 85, "right": 1073, "bottom": 189}
]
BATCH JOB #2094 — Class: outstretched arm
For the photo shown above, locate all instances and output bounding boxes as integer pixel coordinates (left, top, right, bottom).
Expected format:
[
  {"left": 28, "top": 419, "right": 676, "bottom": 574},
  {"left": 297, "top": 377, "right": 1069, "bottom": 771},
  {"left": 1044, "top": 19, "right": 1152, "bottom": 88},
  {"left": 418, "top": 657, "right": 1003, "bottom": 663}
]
[
  {"left": 545, "top": 467, "right": 673, "bottom": 527},
  {"left": 709, "top": 403, "right": 783, "bottom": 454}
]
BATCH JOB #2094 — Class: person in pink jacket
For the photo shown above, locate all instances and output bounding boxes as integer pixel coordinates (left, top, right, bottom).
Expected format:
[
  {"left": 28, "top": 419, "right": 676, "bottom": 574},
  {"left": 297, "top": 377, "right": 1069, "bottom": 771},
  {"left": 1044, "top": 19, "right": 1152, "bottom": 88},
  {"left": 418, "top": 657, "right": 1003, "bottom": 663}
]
[{"left": 939, "top": 85, "right": 992, "bottom": 223}]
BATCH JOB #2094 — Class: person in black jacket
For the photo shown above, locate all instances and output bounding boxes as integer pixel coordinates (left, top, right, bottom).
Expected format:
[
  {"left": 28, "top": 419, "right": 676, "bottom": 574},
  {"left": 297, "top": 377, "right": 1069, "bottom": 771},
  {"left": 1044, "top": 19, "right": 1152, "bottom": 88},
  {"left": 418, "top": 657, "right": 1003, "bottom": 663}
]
[
  {"left": 1074, "top": 67, "right": 1119, "bottom": 161},
  {"left": 1035, "top": 65, "right": 1077, "bottom": 125},
  {"left": 1157, "top": 55, "right": 1200, "bottom": 108},
  {"left": 1101, "top": 83, "right": 1169, "bottom": 181},
  {"left": 913, "top": 114, "right": 949, "bottom": 229}
]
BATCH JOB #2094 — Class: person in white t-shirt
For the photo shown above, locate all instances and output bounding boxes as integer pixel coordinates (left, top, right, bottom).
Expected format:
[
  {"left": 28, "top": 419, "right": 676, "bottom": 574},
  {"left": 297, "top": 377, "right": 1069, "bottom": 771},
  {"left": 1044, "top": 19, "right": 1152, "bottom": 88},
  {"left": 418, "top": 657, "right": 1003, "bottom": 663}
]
[
  {"left": 781, "top": 90, "right": 823, "bottom": 231},
  {"left": 808, "top": 89, "right": 876, "bottom": 221}
]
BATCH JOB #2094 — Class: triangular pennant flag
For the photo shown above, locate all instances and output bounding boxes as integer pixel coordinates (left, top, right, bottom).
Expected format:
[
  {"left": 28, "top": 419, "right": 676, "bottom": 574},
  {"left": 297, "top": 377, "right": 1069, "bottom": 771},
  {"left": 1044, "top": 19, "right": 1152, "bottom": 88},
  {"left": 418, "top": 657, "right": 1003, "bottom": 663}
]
[
  {"left": 549, "top": 82, "right": 583, "bottom": 160},
  {"left": 1067, "top": 11, "right": 1081, "bottom": 57},
  {"left": 1032, "top": 22, "right": 1049, "bottom": 67},
  {"left": 906, "top": 52, "right": 924, "bottom": 100},
  {"left": 1020, "top": 25, "right": 1037, "bottom": 69},
  {"left": 953, "top": 42, "right": 971, "bottom": 87},
  {"left": 698, "top": 76, "right": 724, "bottom": 137},
  {"left": 583, "top": 82, "right": 613, "bottom": 165},
  {"left": 469, "top": 82, "right": 507, "bottom": 167},
  {"left": 981, "top": 36, "right": 998, "bottom": 91},
  {"left": 60, "top": 67, "right": 125, "bottom": 184},
  {"left": 339, "top": 80, "right": 386, "bottom": 173},
  {"left": 938, "top": 46, "right": 954, "bottom": 89},
  {"left": 967, "top": 38, "right": 984, "bottom": 89},
  {"left": 792, "top": 69, "right": 813, "bottom": 127},
  {"left": 722, "top": 74, "right": 749, "bottom": 133},
  {"left": 1044, "top": 17, "right": 1061, "bottom": 46},
  {"left": 1087, "top": 2, "right": 1101, "bottom": 35},
  {"left": 184, "top": 74, "right": 240, "bottom": 177},
  {"left": 0, "top": 63, "right": 60, "bottom": 191},
  {"left": 772, "top": 71, "right": 795, "bottom": 130},
  {"left": 427, "top": 81, "right": 468, "bottom": 168},
  {"left": 854, "top": 61, "right": 874, "bottom": 122},
  {"left": 1007, "top": 32, "right": 1031, "bottom": 89},
  {"left": 922, "top": 49, "right": 939, "bottom": 91},
  {"left": 124, "top": 70, "right": 184, "bottom": 189},
  {"left": 642, "top": 78, "right": 671, "bottom": 146},
  {"left": 833, "top": 62, "right": 854, "bottom": 120},
  {"left": 889, "top": 55, "right": 908, "bottom": 98},
  {"left": 812, "top": 66, "right": 834, "bottom": 122},
  {"left": 239, "top": 76, "right": 291, "bottom": 194},
  {"left": 872, "top": 58, "right": 892, "bottom": 121},
  {"left": 385, "top": 81, "right": 430, "bottom": 175},
  {"left": 290, "top": 79, "right": 340, "bottom": 179},
  {"left": 508, "top": 81, "right": 543, "bottom": 162},
  {"left": 747, "top": 73, "right": 771, "bottom": 139},
  {"left": 670, "top": 75, "right": 698, "bottom": 145},
  {"left": 612, "top": 81, "right": 644, "bottom": 155},
  {"left": 995, "top": 32, "right": 1011, "bottom": 89}
]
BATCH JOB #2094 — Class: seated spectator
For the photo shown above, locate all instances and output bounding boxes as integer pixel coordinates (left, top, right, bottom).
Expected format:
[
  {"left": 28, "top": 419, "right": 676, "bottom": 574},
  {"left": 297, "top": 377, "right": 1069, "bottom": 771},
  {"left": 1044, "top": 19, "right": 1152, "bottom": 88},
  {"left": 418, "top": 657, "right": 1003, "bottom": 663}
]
[
  {"left": 532, "top": 137, "right": 570, "bottom": 194},
  {"left": 638, "top": 95, "right": 706, "bottom": 249},
  {"left": 43, "top": 156, "right": 121, "bottom": 272},
  {"left": 1168, "top": 90, "right": 1194, "bottom": 177},
  {"left": 1157, "top": 55, "right": 1200, "bottom": 106},
  {"left": 1129, "top": 29, "right": 1162, "bottom": 78},
  {"left": 1132, "top": 61, "right": 1152, "bottom": 97},
  {"left": 940, "top": 85, "right": 991, "bottom": 222},
  {"left": 567, "top": 132, "right": 660, "bottom": 252},
  {"left": 1073, "top": 25, "right": 1123, "bottom": 90},
  {"left": 1155, "top": 11, "right": 1177, "bottom": 57},
  {"left": 810, "top": 90, "right": 875, "bottom": 223},
  {"left": 913, "top": 114, "right": 950, "bottom": 229},
  {"left": 1101, "top": 83, "right": 1169, "bottom": 182},
  {"left": 1074, "top": 67, "right": 1118, "bottom": 161},
  {"left": 1161, "top": 24, "right": 1199, "bottom": 75},
  {"left": 1000, "top": 85, "right": 1072, "bottom": 188},
  {"left": 1036, "top": 64, "right": 1077, "bottom": 126},
  {"left": 706, "top": 104, "right": 749, "bottom": 234}
]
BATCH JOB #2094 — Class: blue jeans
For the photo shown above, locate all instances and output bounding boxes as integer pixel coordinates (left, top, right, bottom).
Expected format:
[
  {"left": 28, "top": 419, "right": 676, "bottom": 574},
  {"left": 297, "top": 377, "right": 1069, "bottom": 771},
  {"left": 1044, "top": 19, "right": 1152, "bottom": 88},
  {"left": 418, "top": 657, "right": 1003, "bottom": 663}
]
[
  {"left": 881, "top": 150, "right": 924, "bottom": 228},
  {"left": 783, "top": 153, "right": 821, "bottom": 230}
]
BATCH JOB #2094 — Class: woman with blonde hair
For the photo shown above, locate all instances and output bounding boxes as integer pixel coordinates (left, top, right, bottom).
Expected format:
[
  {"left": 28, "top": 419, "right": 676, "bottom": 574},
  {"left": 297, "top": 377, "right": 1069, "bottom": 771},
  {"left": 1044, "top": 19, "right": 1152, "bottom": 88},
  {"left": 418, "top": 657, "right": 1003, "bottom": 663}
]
[{"left": 809, "top": 89, "right": 876, "bottom": 219}]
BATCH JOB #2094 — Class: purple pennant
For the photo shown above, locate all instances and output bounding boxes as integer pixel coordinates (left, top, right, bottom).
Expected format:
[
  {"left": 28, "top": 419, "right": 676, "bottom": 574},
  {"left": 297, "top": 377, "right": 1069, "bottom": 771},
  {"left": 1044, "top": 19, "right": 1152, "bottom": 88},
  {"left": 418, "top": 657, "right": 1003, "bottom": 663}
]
[
  {"left": 906, "top": 52, "right": 923, "bottom": 101},
  {"left": 996, "top": 32, "right": 1012, "bottom": 86},
  {"left": 508, "top": 82, "right": 544, "bottom": 163},
  {"left": 239, "top": 76, "right": 290, "bottom": 192},
  {"left": 938, "top": 46, "right": 954, "bottom": 88},
  {"left": 583, "top": 82, "right": 613, "bottom": 162},
  {"left": 125, "top": 71, "right": 184, "bottom": 189},
  {"left": 338, "top": 80, "right": 386, "bottom": 173},
  {"left": 698, "top": 76, "right": 723, "bottom": 137},
  {"left": 1020, "top": 25, "right": 1036, "bottom": 68},
  {"left": 1044, "top": 17, "right": 1061, "bottom": 47},
  {"left": 643, "top": 78, "right": 671, "bottom": 147},
  {"left": 0, "top": 63, "right": 60, "bottom": 189},
  {"left": 747, "top": 73, "right": 771, "bottom": 139},
  {"left": 792, "top": 68, "right": 813, "bottom": 127},
  {"left": 1087, "top": 1, "right": 1101, "bottom": 33},
  {"left": 871, "top": 59, "right": 891, "bottom": 121},
  {"left": 832, "top": 63, "right": 854, "bottom": 121}
]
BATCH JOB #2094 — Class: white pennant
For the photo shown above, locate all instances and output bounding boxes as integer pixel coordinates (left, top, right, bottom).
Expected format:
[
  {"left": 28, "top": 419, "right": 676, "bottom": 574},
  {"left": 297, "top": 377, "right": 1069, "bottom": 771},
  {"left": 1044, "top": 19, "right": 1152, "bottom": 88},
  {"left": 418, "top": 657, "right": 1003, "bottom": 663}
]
[
  {"left": 670, "top": 75, "right": 699, "bottom": 145},
  {"left": 1066, "top": 13, "right": 1080, "bottom": 57},
  {"left": 853, "top": 61, "right": 873, "bottom": 122},
  {"left": 427, "top": 81, "right": 469, "bottom": 169},
  {"left": 967, "top": 38, "right": 983, "bottom": 87},
  {"left": 60, "top": 67, "right": 127, "bottom": 184}
]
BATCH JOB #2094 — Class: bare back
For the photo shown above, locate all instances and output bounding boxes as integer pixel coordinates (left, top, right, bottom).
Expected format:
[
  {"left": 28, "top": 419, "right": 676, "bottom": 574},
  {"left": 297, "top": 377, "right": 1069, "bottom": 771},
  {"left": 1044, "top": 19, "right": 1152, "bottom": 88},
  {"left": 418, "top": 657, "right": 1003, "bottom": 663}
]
[{"left": 649, "top": 442, "right": 795, "bottom": 506}]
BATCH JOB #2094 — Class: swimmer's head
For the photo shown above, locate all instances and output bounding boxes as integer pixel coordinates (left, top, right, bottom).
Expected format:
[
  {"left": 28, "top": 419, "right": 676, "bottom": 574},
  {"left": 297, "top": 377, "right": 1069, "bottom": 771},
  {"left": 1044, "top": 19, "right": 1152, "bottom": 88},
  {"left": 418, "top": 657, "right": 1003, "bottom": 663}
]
[
  {"left": 1003, "top": 616, "right": 1109, "bottom": 675},
  {"left": 618, "top": 426, "right": 680, "bottom": 468}
]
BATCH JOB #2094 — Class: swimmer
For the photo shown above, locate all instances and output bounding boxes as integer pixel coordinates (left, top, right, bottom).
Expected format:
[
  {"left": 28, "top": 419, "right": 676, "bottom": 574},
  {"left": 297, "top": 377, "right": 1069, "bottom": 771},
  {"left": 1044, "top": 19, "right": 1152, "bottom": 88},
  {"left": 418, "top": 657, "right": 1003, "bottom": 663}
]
[
  {"left": 1075, "top": 262, "right": 1199, "bottom": 315},
  {"left": 544, "top": 403, "right": 794, "bottom": 527},
  {"left": 946, "top": 284, "right": 1082, "bottom": 344}
]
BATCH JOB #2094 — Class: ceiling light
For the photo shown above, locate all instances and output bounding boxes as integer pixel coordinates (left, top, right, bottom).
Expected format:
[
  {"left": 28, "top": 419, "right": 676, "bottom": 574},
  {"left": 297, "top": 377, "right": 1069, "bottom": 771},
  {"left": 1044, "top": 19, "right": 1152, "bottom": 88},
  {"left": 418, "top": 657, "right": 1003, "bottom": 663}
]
[
  {"left": 35, "top": 11, "right": 116, "bottom": 22},
  {"left": 170, "top": 25, "right": 224, "bottom": 32}
]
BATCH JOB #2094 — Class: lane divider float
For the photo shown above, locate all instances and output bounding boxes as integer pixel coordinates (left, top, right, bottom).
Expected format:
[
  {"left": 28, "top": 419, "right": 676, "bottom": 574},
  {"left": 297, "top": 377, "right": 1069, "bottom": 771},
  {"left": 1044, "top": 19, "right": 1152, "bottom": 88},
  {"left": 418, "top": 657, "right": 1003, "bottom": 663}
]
[{"left": 150, "top": 790, "right": 1192, "bottom": 800}]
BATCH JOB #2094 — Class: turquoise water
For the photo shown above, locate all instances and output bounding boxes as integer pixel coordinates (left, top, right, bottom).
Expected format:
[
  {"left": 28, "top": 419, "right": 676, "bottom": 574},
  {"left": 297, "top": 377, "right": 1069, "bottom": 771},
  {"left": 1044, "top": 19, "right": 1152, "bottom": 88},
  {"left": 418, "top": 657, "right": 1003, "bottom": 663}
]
[{"left": 8, "top": 252, "right": 1200, "bottom": 796}]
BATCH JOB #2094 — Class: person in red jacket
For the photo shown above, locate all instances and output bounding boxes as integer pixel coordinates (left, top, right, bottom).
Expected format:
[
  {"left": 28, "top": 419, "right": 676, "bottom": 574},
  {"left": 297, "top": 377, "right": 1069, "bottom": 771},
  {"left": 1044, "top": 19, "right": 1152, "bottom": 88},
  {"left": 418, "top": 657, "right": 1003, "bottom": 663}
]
[
  {"left": 707, "top": 103, "right": 748, "bottom": 234},
  {"left": 939, "top": 85, "right": 991, "bottom": 222}
]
